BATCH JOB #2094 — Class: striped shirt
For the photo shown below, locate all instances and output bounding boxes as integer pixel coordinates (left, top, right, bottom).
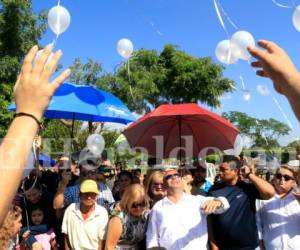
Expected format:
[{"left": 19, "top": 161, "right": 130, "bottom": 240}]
[{"left": 64, "top": 183, "right": 114, "bottom": 210}]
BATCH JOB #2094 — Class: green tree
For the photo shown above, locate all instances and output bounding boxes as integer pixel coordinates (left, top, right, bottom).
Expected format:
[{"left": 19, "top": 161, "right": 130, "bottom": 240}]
[
  {"left": 69, "top": 58, "right": 102, "bottom": 85},
  {"left": 0, "top": 0, "right": 47, "bottom": 137},
  {"left": 98, "top": 44, "right": 235, "bottom": 113},
  {"left": 222, "top": 111, "right": 291, "bottom": 149}
]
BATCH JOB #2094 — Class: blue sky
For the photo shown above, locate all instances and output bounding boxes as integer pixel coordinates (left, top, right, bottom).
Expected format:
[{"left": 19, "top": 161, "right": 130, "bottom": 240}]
[{"left": 33, "top": 0, "right": 300, "bottom": 146}]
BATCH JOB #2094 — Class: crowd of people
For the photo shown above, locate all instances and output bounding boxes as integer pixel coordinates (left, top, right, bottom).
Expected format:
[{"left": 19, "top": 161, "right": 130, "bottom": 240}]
[
  {"left": 0, "top": 39, "right": 300, "bottom": 250},
  {"left": 0, "top": 152, "right": 299, "bottom": 250}
]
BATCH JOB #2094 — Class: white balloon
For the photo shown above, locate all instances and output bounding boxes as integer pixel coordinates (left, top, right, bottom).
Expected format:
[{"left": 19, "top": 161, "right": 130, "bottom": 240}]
[
  {"left": 117, "top": 38, "right": 134, "bottom": 59},
  {"left": 86, "top": 134, "right": 105, "bottom": 156},
  {"left": 22, "top": 151, "right": 35, "bottom": 179},
  {"left": 230, "top": 31, "right": 255, "bottom": 60},
  {"left": 48, "top": 5, "right": 71, "bottom": 35},
  {"left": 223, "top": 135, "right": 244, "bottom": 156},
  {"left": 34, "top": 50, "right": 54, "bottom": 67},
  {"left": 256, "top": 84, "right": 270, "bottom": 96},
  {"left": 215, "top": 40, "right": 238, "bottom": 64},
  {"left": 242, "top": 89, "right": 251, "bottom": 102},
  {"left": 293, "top": 6, "right": 300, "bottom": 32}
]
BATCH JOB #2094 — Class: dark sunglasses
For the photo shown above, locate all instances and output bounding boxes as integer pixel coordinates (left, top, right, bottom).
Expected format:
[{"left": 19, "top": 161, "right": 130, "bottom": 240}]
[
  {"left": 164, "top": 173, "right": 180, "bottom": 181},
  {"left": 131, "top": 202, "right": 146, "bottom": 209},
  {"left": 81, "top": 170, "right": 97, "bottom": 177},
  {"left": 152, "top": 183, "right": 164, "bottom": 187},
  {"left": 275, "top": 173, "right": 294, "bottom": 181}
]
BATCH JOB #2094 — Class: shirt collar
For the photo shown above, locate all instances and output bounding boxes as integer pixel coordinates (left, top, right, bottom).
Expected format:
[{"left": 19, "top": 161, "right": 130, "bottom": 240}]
[
  {"left": 162, "top": 192, "right": 188, "bottom": 205},
  {"left": 72, "top": 203, "right": 102, "bottom": 221}
]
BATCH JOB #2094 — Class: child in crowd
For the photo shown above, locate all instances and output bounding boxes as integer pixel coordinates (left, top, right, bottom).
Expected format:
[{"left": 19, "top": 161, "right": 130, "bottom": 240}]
[{"left": 22, "top": 206, "right": 58, "bottom": 250}]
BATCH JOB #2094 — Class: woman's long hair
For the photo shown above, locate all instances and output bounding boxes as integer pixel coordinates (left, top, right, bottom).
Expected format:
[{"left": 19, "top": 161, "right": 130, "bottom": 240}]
[{"left": 0, "top": 206, "right": 22, "bottom": 249}]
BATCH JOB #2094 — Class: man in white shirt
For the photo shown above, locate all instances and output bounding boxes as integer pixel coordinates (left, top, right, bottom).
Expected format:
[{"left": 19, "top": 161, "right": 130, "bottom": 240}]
[
  {"left": 62, "top": 180, "right": 108, "bottom": 250},
  {"left": 256, "top": 165, "right": 300, "bottom": 250},
  {"left": 146, "top": 169, "right": 229, "bottom": 250}
]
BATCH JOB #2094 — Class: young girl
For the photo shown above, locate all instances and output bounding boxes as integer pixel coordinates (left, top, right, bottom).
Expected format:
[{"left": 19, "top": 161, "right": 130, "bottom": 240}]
[{"left": 22, "top": 206, "right": 58, "bottom": 250}]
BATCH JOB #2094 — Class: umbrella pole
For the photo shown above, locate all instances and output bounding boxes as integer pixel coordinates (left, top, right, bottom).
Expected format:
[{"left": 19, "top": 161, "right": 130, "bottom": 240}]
[
  {"left": 71, "top": 120, "right": 74, "bottom": 139},
  {"left": 178, "top": 116, "right": 182, "bottom": 165}
]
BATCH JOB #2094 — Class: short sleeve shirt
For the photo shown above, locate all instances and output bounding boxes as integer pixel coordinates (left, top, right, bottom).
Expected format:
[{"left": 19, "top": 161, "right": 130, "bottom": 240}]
[
  {"left": 62, "top": 203, "right": 108, "bottom": 250},
  {"left": 208, "top": 181, "right": 260, "bottom": 250}
]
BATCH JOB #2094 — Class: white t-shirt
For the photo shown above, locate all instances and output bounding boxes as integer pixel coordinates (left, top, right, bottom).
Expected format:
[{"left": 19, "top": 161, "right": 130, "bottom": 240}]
[{"left": 62, "top": 203, "right": 108, "bottom": 250}]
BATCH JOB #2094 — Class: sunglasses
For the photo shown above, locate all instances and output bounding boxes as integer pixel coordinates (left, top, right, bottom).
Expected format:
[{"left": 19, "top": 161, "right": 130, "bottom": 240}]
[
  {"left": 131, "top": 202, "right": 146, "bottom": 209},
  {"left": 164, "top": 173, "right": 180, "bottom": 181},
  {"left": 81, "top": 170, "right": 97, "bottom": 177},
  {"left": 152, "top": 183, "right": 164, "bottom": 187},
  {"left": 275, "top": 173, "right": 294, "bottom": 181}
]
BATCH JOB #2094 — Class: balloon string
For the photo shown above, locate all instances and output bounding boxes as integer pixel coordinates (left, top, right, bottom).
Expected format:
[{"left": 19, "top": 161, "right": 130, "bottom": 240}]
[
  {"left": 271, "top": 0, "right": 293, "bottom": 8},
  {"left": 272, "top": 96, "right": 294, "bottom": 130},
  {"left": 212, "top": 0, "right": 230, "bottom": 39},
  {"left": 239, "top": 74, "right": 246, "bottom": 89},
  {"left": 127, "top": 59, "right": 135, "bottom": 102},
  {"left": 216, "top": 0, "right": 238, "bottom": 30},
  {"left": 255, "top": 120, "right": 269, "bottom": 146},
  {"left": 57, "top": 0, "right": 61, "bottom": 6},
  {"left": 52, "top": 34, "right": 59, "bottom": 49},
  {"left": 123, "top": 0, "right": 164, "bottom": 37}
]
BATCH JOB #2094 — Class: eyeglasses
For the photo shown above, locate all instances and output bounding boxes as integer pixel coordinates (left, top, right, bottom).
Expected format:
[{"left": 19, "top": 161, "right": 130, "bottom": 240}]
[
  {"left": 152, "top": 183, "right": 163, "bottom": 187},
  {"left": 164, "top": 173, "right": 180, "bottom": 181},
  {"left": 131, "top": 202, "right": 146, "bottom": 209},
  {"left": 81, "top": 170, "right": 97, "bottom": 177},
  {"left": 275, "top": 173, "right": 294, "bottom": 181}
]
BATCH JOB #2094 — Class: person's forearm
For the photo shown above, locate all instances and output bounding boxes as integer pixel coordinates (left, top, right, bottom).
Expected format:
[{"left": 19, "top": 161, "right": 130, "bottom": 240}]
[
  {"left": 249, "top": 173, "right": 275, "bottom": 199},
  {"left": 64, "top": 235, "right": 71, "bottom": 250},
  {"left": 98, "top": 240, "right": 104, "bottom": 250},
  {"left": 0, "top": 116, "right": 38, "bottom": 226},
  {"left": 53, "top": 183, "right": 66, "bottom": 209},
  {"left": 286, "top": 89, "right": 300, "bottom": 122}
]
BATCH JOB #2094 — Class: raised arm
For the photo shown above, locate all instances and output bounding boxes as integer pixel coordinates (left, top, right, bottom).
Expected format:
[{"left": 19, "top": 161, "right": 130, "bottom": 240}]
[
  {"left": 240, "top": 165, "right": 275, "bottom": 200},
  {"left": 0, "top": 44, "right": 70, "bottom": 226},
  {"left": 248, "top": 40, "right": 300, "bottom": 121}
]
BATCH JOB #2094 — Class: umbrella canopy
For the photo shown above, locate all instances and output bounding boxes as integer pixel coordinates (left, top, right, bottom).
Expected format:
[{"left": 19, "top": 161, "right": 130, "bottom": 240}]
[
  {"left": 123, "top": 103, "right": 239, "bottom": 158},
  {"left": 38, "top": 153, "right": 56, "bottom": 167},
  {"left": 8, "top": 82, "right": 135, "bottom": 124}
]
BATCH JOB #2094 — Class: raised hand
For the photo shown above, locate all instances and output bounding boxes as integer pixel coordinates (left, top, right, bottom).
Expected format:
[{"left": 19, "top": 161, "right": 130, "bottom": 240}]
[{"left": 14, "top": 44, "right": 71, "bottom": 120}]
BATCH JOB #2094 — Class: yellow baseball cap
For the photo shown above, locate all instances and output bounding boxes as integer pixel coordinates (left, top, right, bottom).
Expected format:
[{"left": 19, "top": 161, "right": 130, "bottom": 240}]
[{"left": 80, "top": 180, "right": 99, "bottom": 194}]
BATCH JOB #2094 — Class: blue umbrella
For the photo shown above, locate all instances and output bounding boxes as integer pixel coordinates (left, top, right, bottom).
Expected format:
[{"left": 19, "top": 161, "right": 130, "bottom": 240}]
[
  {"left": 39, "top": 153, "right": 56, "bottom": 167},
  {"left": 8, "top": 82, "right": 135, "bottom": 124}
]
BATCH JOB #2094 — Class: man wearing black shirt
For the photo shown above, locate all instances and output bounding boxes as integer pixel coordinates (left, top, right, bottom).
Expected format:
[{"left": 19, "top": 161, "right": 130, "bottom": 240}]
[{"left": 208, "top": 155, "right": 275, "bottom": 250}]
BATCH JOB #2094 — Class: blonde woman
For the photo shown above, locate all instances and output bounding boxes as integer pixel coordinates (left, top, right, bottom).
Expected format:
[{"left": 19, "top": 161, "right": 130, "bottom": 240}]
[
  {"left": 145, "top": 171, "right": 166, "bottom": 208},
  {"left": 105, "top": 184, "right": 150, "bottom": 250},
  {"left": 256, "top": 165, "right": 300, "bottom": 250},
  {"left": 0, "top": 206, "right": 22, "bottom": 250}
]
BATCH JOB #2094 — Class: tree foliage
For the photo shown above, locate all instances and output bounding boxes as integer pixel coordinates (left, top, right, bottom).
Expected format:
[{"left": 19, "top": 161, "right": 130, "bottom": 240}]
[
  {"left": 69, "top": 58, "right": 102, "bottom": 85},
  {"left": 98, "top": 44, "right": 235, "bottom": 113},
  {"left": 0, "top": 0, "right": 47, "bottom": 137},
  {"left": 222, "top": 111, "right": 291, "bottom": 148}
]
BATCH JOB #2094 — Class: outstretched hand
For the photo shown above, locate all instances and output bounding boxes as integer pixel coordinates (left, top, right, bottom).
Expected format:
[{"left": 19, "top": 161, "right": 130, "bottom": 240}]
[
  {"left": 201, "top": 199, "right": 222, "bottom": 214},
  {"left": 248, "top": 40, "right": 300, "bottom": 97},
  {"left": 14, "top": 44, "right": 71, "bottom": 120}
]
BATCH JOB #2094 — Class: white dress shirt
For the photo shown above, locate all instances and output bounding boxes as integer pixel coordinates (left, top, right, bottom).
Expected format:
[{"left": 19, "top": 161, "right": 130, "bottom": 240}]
[
  {"left": 256, "top": 192, "right": 300, "bottom": 250},
  {"left": 146, "top": 193, "right": 229, "bottom": 250}
]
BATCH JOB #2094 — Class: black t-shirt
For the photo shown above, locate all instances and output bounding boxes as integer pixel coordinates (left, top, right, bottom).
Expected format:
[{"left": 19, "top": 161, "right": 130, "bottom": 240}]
[{"left": 208, "top": 181, "right": 260, "bottom": 250}]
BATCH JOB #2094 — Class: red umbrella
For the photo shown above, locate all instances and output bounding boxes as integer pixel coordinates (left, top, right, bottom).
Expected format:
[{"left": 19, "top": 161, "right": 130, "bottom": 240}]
[{"left": 123, "top": 103, "right": 239, "bottom": 159}]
